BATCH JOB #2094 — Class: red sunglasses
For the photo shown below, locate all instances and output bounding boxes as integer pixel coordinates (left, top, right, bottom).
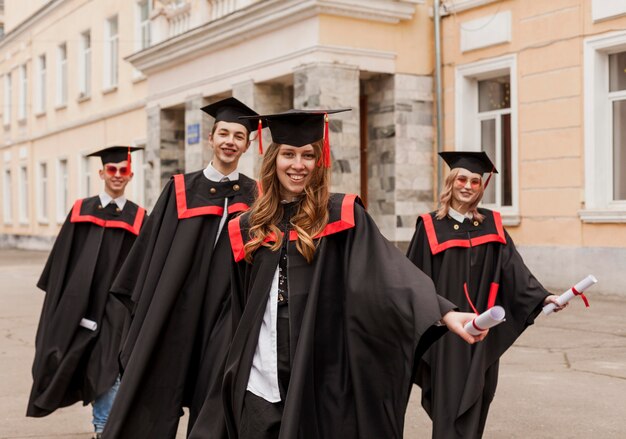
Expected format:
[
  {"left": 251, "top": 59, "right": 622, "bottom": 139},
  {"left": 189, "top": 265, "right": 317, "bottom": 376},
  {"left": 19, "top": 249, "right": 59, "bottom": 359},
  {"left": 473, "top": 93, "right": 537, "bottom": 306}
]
[
  {"left": 455, "top": 175, "right": 481, "bottom": 189},
  {"left": 105, "top": 164, "right": 131, "bottom": 177}
]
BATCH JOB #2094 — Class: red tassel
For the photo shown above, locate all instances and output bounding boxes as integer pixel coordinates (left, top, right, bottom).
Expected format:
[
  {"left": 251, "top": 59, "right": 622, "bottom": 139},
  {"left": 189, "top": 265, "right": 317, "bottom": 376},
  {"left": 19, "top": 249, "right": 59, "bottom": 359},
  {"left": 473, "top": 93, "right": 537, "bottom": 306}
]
[
  {"left": 484, "top": 169, "right": 494, "bottom": 189},
  {"left": 318, "top": 113, "right": 330, "bottom": 168},
  {"left": 257, "top": 118, "right": 263, "bottom": 155},
  {"left": 127, "top": 146, "right": 132, "bottom": 174}
]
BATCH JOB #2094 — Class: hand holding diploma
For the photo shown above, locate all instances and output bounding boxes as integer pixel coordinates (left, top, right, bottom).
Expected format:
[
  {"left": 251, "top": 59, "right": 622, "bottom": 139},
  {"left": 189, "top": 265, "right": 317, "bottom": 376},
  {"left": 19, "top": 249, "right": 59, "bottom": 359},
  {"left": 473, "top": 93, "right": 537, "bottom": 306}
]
[
  {"left": 442, "top": 311, "right": 489, "bottom": 344},
  {"left": 464, "top": 306, "right": 506, "bottom": 336},
  {"left": 542, "top": 275, "right": 597, "bottom": 315}
]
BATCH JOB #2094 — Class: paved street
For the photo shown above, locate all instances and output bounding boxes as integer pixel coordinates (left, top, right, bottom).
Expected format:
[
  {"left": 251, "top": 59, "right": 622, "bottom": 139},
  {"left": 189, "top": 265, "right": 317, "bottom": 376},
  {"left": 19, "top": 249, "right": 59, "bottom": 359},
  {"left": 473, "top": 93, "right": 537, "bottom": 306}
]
[{"left": 1, "top": 248, "right": 625, "bottom": 438}]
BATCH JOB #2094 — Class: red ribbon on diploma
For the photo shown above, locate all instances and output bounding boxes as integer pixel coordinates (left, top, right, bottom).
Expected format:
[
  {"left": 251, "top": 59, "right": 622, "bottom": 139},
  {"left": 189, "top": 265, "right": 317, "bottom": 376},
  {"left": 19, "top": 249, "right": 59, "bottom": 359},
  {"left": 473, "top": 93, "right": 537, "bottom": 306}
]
[
  {"left": 471, "top": 319, "right": 486, "bottom": 332},
  {"left": 572, "top": 286, "right": 590, "bottom": 307}
]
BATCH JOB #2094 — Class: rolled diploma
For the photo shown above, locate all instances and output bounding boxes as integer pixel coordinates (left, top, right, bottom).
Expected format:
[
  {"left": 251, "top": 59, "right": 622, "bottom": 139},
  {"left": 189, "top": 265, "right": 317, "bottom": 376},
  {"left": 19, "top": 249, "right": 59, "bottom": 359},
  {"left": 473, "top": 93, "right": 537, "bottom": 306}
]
[
  {"left": 79, "top": 318, "right": 98, "bottom": 331},
  {"left": 542, "top": 275, "right": 597, "bottom": 315},
  {"left": 464, "top": 306, "right": 506, "bottom": 336}
]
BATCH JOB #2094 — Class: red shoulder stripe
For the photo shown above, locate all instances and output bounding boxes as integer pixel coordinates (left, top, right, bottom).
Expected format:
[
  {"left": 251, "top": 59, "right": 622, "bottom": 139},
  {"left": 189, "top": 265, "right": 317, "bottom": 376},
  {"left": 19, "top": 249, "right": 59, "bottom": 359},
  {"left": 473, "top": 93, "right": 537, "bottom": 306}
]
[
  {"left": 421, "top": 212, "right": 506, "bottom": 255},
  {"left": 308, "top": 192, "right": 357, "bottom": 240},
  {"left": 70, "top": 198, "right": 145, "bottom": 236},
  {"left": 174, "top": 174, "right": 225, "bottom": 219},
  {"left": 174, "top": 174, "right": 251, "bottom": 218},
  {"left": 229, "top": 216, "right": 246, "bottom": 262},
  {"left": 228, "top": 202, "right": 250, "bottom": 215}
]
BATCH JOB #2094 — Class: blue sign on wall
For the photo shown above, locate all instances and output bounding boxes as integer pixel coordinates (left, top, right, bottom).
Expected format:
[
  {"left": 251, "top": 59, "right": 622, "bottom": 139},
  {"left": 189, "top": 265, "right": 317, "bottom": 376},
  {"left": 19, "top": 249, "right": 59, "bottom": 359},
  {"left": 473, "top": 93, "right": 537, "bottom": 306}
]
[{"left": 187, "top": 123, "right": 200, "bottom": 145}]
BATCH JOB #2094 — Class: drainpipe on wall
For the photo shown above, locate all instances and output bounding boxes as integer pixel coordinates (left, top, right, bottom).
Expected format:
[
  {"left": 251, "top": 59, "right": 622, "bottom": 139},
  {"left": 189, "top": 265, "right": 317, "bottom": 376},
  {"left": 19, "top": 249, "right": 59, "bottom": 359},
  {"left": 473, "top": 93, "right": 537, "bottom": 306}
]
[{"left": 433, "top": 0, "right": 444, "bottom": 200}]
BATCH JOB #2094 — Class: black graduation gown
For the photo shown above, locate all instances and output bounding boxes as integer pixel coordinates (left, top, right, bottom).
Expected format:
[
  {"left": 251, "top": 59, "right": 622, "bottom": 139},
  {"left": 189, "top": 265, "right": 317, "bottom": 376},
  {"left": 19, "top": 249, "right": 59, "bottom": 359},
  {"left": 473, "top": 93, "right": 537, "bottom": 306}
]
[
  {"left": 406, "top": 208, "right": 549, "bottom": 439},
  {"left": 27, "top": 196, "right": 146, "bottom": 417},
  {"left": 223, "top": 193, "right": 455, "bottom": 439},
  {"left": 101, "top": 170, "right": 257, "bottom": 439}
]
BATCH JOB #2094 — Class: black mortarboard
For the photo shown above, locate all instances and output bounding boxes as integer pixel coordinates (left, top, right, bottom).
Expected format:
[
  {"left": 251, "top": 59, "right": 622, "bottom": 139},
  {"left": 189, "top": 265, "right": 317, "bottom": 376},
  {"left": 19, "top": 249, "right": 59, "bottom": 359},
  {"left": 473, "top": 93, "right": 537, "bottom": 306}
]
[
  {"left": 87, "top": 146, "right": 143, "bottom": 165},
  {"left": 201, "top": 97, "right": 266, "bottom": 133},
  {"left": 241, "top": 108, "right": 351, "bottom": 167},
  {"left": 439, "top": 151, "right": 498, "bottom": 175}
]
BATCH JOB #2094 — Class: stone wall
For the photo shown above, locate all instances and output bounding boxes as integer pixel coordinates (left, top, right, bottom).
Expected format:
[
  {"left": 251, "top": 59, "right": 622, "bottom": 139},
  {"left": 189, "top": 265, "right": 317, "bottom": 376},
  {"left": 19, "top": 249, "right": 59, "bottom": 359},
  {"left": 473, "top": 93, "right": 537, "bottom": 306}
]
[
  {"left": 293, "top": 63, "right": 360, "bottom": 195},
  {"left": 363, "top": 73, "right": 435, "bottom": 242},
  {"left": 184, "top": 94, "right": 210, "bottom": 174}
]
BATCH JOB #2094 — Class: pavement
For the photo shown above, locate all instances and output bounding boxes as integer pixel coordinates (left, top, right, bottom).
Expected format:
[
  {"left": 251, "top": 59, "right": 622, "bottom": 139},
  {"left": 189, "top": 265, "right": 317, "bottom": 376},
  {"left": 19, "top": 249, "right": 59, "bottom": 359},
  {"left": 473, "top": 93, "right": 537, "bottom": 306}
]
[{"left": 1, "top": 248, "right": 625, "bottom": 438}]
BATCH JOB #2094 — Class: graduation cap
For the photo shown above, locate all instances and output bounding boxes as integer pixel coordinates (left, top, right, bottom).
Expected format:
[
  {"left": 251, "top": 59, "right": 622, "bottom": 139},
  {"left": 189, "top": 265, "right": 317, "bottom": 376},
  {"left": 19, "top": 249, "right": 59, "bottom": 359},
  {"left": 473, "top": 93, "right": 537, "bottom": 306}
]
[
  {"left": 241, "top": 108, "right": 351, "bottom": 168},
  {"left": 87, "top": 146, "right": 143, "bottom": 165},
  {"left": 201, "top": 97, "right": 267, "bottom": 134},
  {"left": 439, "top": 151, "right": 498, "bottom": 189}
]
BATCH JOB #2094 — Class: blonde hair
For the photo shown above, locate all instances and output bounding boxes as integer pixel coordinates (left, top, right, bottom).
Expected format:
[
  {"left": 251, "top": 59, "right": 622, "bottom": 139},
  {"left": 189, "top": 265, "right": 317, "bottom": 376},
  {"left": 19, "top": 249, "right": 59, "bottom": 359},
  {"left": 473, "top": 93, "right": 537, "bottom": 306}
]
[
  {"left": 244, "top": 140, "right": 330, "bottom": 263},
  {"left": 435, "top": 168, "right": 486, "bottom": 222}
]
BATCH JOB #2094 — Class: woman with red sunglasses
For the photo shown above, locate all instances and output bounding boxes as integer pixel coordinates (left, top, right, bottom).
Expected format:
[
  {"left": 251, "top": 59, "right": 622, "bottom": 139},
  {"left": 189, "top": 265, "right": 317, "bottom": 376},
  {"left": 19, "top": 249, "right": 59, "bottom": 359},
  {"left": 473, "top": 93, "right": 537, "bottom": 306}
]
[{"left": 406, "top": 151, "right": 565, "bottom": 439}]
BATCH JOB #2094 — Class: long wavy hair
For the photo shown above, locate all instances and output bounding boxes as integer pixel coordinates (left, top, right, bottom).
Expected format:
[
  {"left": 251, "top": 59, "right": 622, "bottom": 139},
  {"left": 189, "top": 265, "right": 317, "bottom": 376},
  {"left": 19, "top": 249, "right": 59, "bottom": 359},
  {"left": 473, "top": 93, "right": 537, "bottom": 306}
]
[
  {"left": 244, "top": 140, "right": 330, "bottom": 263},
  {"left": 435, "top": 168, "right": 486, "bottom": 222}
]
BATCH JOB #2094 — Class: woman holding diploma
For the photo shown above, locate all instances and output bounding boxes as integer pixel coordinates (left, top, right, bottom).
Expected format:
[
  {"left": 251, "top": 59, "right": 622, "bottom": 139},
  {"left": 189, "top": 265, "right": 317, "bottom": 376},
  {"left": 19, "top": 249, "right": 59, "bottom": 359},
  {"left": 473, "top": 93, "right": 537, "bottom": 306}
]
[
  {"left": 223, "top": 110, "right": 485, "bottom": 439},
  {"left": 407, "top": 151, "right": 565, "bottom": 439}
]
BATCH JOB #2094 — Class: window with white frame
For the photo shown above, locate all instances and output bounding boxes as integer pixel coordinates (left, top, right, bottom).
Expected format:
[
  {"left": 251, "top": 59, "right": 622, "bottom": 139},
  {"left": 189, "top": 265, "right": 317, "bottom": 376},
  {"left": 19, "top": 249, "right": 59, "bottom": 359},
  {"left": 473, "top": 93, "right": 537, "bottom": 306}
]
[
  {"left": 583, "top": 32, "right": 626, "bottom": 221},
  {"left": 455, "top": 55, "right": 518, "bottom": 221},
  {"left": 18, "top": 164, "right": 28, "bottom": 223},
  {"left": 477, "top": 76, "right": 512, "bottom": 206},
  {"left": 56, "top": 158, "right": 69, "bottom": 222},
  {"left": 138, "top": 1, "right": 151, "bottom": 50},
  {"left": 4, "top": 73, "right": 12, "bottom": 126},
  {"left": 79, "top": 152, "right": 91, "bottom": 197},
  {"left": 38, "top": 161, "right": 48, "bottom": 222},
  {"left": 18, "top": 64, "right": 27, "bottom": 120},
  {"left": 104, "top": 16, "right": 119, "bottom": 89},
  {"left": 3, "top": 168, "right": 12, "bottom": 224},
  {"left": 79, "top": 30, "right": 92, "bottom": 98},
  {"left": 56, "top": 43, "right": 67, "bottom": 107},
  {"left": 36, "top": 54, "right": 46, "bottom": 114},
  {"left": 611, "top": 52, "right": 626, "bottom": 201}
]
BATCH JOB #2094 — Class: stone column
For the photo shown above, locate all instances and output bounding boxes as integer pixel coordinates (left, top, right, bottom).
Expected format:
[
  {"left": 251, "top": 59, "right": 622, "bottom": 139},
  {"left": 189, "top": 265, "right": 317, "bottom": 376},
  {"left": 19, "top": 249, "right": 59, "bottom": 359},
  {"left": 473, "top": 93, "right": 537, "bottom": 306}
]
[
  {"left": 394, "top": 74, "right": 434, "bottom": 243},
  {"left": 232, "top": 80, "right": 292, "bottom": 178},
  {"left": 293, "top": 63, "right": 360, "bottom": 195},
  {"left": 160, "top": 107, "right": 185, "bottom": 190},
  {"left": 364, "top": 73, "right": 434, "bottom": 243},
  {"left": 145, "top": 105, "right": 162, "bottom": 209},
  {"left": 184, "top": 94, "right": 208, "bottom": 173}
]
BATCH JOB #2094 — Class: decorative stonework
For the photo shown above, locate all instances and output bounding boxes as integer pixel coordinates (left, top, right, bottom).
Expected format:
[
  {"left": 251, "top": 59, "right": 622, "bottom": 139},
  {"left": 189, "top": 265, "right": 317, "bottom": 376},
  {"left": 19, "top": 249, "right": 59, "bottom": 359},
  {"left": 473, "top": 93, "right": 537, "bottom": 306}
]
[{"left": 128, "top": 0, "right": 420, "bottom": 75}]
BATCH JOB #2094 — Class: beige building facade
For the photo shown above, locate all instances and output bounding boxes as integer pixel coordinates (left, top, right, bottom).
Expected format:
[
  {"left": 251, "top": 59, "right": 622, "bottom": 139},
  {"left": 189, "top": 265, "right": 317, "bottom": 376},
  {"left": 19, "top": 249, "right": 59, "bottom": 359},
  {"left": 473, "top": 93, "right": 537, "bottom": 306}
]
[
  {"left": 438, "top": 0, "right": 626, "bottom": 295},
  {"left": 0, "top": 0, "right": 150, "bottom": 248},
  {"left": 0, "top": 0, "right": 624, "bottom": 295}
]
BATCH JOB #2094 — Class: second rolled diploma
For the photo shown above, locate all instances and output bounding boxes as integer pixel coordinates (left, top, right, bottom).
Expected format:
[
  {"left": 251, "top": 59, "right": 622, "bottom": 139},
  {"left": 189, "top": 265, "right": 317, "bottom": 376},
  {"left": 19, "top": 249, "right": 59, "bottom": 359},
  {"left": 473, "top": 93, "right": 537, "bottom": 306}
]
[
  {"left": 464, "top": 306, "right": 506, "bottom": 336},
  {"left": 542, "top": 274, "right": 597, "bottom": 315}
]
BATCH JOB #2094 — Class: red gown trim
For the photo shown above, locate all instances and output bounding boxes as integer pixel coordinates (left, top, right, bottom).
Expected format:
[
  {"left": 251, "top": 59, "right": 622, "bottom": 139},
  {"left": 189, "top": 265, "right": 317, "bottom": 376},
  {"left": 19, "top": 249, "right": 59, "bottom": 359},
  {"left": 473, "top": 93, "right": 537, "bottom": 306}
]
[
  {"left": 420, "top": 211, "right": 506, "bottom": 255},
  {"left": 174, "top": 174, "right": 251, "bottom": 219},
  {"left": 70, "top": 198, "right": 145, "bottom": 236},
  {"left": 229, "top": 194, "right": 358, "bottom": 262},
  {"left": 487, "top": 282, "right": 500, "bottom": 309}
]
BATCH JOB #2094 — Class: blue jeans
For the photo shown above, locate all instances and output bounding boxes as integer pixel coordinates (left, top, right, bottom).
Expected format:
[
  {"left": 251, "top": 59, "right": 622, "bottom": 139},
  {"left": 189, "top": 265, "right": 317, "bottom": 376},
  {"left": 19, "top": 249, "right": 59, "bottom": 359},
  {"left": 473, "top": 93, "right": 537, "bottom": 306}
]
[{"left": 91, "top": 376, "right": 120, "bottom": 433}]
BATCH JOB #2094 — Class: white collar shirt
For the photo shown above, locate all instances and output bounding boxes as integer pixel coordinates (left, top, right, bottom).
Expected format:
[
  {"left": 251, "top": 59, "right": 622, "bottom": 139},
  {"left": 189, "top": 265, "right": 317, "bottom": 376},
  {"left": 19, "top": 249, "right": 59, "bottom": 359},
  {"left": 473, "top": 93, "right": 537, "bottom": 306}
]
[
  {"left": 246, "top": 266, "right": 282, "bottom": 403},
  {"left": 99, "top": 193, "right": 127, "bottom": 210},
  {"left": 449, "top": 207, "right": 473, "bottom": 223}
]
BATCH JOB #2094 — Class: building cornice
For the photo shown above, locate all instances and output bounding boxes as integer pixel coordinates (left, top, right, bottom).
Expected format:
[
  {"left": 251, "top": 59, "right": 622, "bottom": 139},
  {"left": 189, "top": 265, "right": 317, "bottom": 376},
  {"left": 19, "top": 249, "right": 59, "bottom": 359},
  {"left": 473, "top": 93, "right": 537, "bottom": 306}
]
[
  {"left": 145, "top": 44, "right": 395, "bottom": 105},
  {"left": 441, "top": 0, "right": 500, "bottom": 15},
  {"left": 127, "top": 0, "right": 421, "bottom": 75},
  {"left": 0, "top": 0, "right": 68, "bottom": 50}
]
